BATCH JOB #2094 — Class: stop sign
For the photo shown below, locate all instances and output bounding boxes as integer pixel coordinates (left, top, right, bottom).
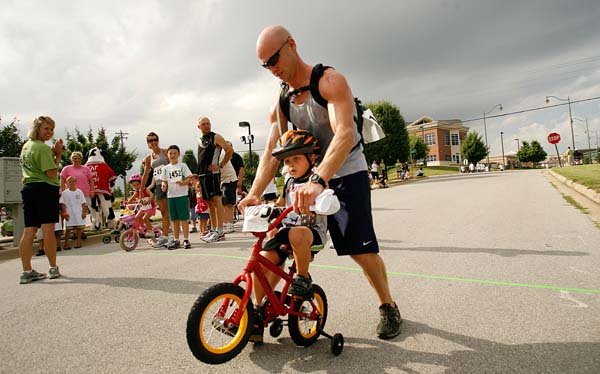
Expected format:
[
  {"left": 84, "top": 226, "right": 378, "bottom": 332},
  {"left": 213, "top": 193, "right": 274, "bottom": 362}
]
[{"left": 547, "top": 132, "right": 561, "bottom": 144}]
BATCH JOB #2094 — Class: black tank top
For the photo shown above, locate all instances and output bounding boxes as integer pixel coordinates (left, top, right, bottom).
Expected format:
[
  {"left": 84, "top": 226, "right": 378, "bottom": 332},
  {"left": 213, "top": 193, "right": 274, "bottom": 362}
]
[{"left": 197, "top": 132, "right": 222, "bottom": 175}]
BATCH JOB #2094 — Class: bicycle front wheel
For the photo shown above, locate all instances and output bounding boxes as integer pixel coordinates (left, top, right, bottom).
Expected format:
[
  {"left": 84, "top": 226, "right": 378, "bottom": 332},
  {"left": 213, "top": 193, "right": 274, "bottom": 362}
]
[
  {"left": 186, "top": 283, "right": 254, "bottom": 365},
  {"left": 119, "top": 229, "right": 139, "bottom": 251}
]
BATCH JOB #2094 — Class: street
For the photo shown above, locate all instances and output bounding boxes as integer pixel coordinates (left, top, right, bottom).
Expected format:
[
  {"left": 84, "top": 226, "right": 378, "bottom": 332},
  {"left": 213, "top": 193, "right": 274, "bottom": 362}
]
[{"left": 1, "top": 170, "right": 599, "bottom": 373}]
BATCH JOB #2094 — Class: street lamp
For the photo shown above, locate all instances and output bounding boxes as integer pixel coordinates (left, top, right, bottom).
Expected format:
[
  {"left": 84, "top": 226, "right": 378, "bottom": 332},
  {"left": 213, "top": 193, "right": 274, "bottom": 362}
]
[
  {"left": 514, "top": 138, "right": 520, "bottom": 165},
  {"left": 483, "top": 104, "right": 503, "bottom": 166},
  {"left": 239, "top": 121, "right": 254, "bottom": 169},
  {"left": 545, "top": 95, "right": 575, "bottom": 150},
  {"left": 573, "top": 117, "right": 593, "bottom": 164},
  {"left": 500, "top": 131, "right": 506, "bottom": 169}
]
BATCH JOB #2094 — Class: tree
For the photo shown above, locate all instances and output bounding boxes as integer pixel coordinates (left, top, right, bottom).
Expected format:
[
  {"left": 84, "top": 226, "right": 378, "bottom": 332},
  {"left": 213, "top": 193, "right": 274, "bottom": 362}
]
[
  {"left": 242, "top": 150, "right": 260, "bottom": 188},
  {"left": 0, "top": 118, "right": 25, "bottom": 157},
  {"left": 363, "top": 101, "right": 409, "bottom": 165},
  {"left": 112, "top": 186, "right": 124, "bottom": 198},
  {"left": 182, "top": 149, "right": 198, "bottom": 174},
  {"left": 63, "top": 127, "right": 137, "bottom": 177},
  {"left": 460, "top": 131, "right": 487, "bottom": 165},
  {"left": 518, "top": 140, "right": 547, "bottom": 164},
  {"left": 409, "top": 135, "right": 429, "bottom": 163}
]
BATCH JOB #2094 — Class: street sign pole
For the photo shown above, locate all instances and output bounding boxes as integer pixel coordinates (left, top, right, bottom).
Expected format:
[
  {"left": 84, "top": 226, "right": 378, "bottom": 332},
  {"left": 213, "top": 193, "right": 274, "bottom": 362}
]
[
  {"left": 547, "top": 132, "right": 562, "bottom": 168},
  {"left": 555, "top": 144, "right": 562, "bottom": 168}
]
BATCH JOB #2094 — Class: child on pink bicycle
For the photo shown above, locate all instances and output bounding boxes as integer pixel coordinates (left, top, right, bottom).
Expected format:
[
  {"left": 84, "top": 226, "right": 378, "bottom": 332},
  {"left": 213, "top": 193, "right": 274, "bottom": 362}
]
[{"left": 126, "top": 174, "right": 156, "bottom": 239}]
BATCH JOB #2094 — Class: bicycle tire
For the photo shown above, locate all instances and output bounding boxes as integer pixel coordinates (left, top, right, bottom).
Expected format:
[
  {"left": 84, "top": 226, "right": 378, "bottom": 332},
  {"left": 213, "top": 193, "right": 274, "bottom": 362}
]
[
  {"left": 187, "top": 283, "right": 254, "bottom": 365},
  {"left": 119, "top": 229, "right": 138, "bottom": 251},
  {"left": 288, "top": 284, "right": 327, "bottom": 347}
]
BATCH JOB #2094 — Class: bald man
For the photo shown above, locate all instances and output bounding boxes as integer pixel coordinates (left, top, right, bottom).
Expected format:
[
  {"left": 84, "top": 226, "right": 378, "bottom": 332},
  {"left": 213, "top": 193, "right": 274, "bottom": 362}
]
[
  {"left": 239, "top": 25, "right": 402, "bottom": 340},
  {"left": 196, "top": 117, "right": 233, "bottom": 243}
]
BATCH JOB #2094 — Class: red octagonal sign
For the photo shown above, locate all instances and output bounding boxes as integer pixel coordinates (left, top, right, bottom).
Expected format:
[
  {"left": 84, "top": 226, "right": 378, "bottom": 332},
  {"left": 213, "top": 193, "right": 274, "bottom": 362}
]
[{"left": 547, "top": 132, "right": 561, "bottom": 145}]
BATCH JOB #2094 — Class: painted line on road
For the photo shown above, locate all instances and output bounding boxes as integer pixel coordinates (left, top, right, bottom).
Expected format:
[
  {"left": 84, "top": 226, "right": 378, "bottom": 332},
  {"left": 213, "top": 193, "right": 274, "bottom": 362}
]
[{"left": 148, "top": 251, "right": 600, "bottom": 295}]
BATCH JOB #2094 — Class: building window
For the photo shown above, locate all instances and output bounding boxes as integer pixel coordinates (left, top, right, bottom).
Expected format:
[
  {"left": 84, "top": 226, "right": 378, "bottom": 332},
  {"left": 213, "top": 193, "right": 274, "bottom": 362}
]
[
  {"left": 426, "top": 155, "right": 437, "bottom": 162},
  {"left": 452, "top": 153, "right": 461, "bottom": 163},
  {"left": 444, "top": 134, "right": 450, "bottom": 146},
  {"left": 425, "top": 133, "right": 435, "bottom": 145},
  {"left": 445, "top": 155, "right": 452, "bottom": 161},
  {"left": 451, "top": 134, "right": 459, "bottom": 145}
]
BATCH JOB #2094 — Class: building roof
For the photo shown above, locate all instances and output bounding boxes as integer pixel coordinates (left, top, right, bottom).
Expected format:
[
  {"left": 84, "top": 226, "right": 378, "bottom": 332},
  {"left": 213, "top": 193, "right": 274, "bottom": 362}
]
[{"left": 406, "top": 115, "right": 468, "bottom": 132}]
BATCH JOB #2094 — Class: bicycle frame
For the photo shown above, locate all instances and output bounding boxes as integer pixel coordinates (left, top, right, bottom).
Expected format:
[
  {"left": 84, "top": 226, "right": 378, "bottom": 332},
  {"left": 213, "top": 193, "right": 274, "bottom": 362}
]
[{"left": 222, "top": 206, "right": 319, "bottom": 327}]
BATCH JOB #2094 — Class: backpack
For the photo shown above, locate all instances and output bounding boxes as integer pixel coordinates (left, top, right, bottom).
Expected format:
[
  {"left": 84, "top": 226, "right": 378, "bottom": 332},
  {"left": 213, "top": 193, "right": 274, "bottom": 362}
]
[{"left": 279, "top": 64, "right": 385, "bottom": 150}]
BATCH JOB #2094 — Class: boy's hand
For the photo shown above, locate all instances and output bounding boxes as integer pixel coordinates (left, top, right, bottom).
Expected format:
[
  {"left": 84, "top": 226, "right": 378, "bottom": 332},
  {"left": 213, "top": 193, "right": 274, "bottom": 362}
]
[{"left": 62, "top": 212, "right": 70, "bottom": 220}]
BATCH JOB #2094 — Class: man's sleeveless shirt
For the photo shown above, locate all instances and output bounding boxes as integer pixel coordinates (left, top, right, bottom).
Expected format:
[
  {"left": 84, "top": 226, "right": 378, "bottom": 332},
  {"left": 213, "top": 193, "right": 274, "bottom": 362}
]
[
  {"left": 288, "top": 92, "right": 367, "bottom": 178},
  {"left": 197, "top": 131, "right": 222, "bottom": 175}
]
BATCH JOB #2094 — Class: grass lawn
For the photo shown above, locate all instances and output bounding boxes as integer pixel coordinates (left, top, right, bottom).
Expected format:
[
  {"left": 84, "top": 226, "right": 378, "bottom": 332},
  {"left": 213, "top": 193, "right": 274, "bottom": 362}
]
[{"left": 552, "top": 164, "right": 600, "bottom": 193}]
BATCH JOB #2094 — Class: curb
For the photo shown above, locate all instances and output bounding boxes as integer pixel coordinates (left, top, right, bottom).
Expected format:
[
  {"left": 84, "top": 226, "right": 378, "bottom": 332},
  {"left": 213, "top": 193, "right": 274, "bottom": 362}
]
[
  {"left": 0, "top": 232, "right": 109, "bottom": 262},
  {"left": 548, "top": 170, "right": 600, "bottom": 205}
]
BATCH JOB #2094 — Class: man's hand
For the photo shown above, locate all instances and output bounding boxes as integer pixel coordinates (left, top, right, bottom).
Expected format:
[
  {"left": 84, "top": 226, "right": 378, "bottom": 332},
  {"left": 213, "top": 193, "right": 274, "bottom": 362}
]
[
  {"left": 208, "top": 164, "right": 220, "bottom": 172},
  {"left": 238, "top": 194, "right": 261, "bottom": 214},
  {"left": 294, "top": 182, "right": 324, "bottom": 215}
]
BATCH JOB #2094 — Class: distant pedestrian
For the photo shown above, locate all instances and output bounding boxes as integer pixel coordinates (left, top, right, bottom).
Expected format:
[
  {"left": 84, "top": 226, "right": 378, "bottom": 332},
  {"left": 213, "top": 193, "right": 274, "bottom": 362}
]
[{"left": 394, "top": 159, "right": 401, "bottom": 180}]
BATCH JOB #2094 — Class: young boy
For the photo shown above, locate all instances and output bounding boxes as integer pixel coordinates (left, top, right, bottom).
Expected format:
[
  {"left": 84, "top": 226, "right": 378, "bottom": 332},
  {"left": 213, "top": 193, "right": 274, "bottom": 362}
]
[
  {"left": 161, "top": 145, "right": 192, "bottom": 249},
  {"left": 60, "top": 176, "right": 87, "bottom": 249}
]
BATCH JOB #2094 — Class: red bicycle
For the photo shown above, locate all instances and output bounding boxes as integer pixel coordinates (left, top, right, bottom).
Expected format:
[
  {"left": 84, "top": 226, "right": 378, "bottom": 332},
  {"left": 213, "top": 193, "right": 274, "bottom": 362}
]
[{"left": 186, "top": 206, "right": 343, "bottom": 364}]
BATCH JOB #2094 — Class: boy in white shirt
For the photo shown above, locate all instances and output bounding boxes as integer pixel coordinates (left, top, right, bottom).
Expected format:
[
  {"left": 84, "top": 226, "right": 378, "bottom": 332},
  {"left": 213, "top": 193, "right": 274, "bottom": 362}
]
[
  {"left": 161, "top": 145, "right": 192, "bottom": 249},
  {"left": 60, "top": 176, "right": 88, "bottom": 249}
]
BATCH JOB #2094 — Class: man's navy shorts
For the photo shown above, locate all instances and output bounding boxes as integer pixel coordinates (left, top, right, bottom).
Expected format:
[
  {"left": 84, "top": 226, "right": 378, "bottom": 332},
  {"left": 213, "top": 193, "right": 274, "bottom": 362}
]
[
  {"left": 327, "top": 171, "right": 379, "bottom": 256},
  {"left": 199, "top": 173, "right": 222, "bottom": 200},
  {"left": 21, "top": 182, "right": 60, "bottom": 228}
]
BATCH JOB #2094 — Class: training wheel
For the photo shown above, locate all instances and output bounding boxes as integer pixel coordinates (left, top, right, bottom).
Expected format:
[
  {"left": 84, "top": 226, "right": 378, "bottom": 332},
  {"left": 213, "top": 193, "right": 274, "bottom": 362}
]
[
  {"left": 114, "top": 235, "right": 120, "bottom": 243},
  {"left": 102, "top": 236, "right": 111, "bottom": 244},
  {"left": 269, "top": 318, "right": 284, "bottom": 338},
  {"left": 331, "top": 333, "right": 343, "bottom": 356}
]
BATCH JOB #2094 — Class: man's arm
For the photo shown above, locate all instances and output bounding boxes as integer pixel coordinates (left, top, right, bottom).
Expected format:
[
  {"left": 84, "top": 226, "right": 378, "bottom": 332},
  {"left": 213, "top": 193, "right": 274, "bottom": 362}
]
[{"left": 215, "top": 134, "right": 233, "bottom": 166}]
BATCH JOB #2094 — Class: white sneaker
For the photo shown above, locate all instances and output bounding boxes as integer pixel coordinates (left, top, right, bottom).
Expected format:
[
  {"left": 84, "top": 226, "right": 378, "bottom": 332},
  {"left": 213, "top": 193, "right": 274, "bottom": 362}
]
[
  {"left": 200, "top": 230, "right": 214, "bottom": 240},
  {"left": 223, "top": 223, "right": 234, "bottom": 234},
  {"left": 202, "top": 231, "right": 223, "bottom": 243},
  {"left": 151, "top": 236, "right": 169, "bottom": 248}
]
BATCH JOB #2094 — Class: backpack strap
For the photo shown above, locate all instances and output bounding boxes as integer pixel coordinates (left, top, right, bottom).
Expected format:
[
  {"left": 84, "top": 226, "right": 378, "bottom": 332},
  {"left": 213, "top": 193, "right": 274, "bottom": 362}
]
[{"left": 309, "top": 63, "right": 330, "bottom": 108}]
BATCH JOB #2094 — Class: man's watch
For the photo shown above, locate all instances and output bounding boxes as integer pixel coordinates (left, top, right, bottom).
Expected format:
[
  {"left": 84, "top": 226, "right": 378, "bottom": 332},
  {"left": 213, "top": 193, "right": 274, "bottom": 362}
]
[{"left": 309, "top": 173, "right": 327, "bottom": 188}]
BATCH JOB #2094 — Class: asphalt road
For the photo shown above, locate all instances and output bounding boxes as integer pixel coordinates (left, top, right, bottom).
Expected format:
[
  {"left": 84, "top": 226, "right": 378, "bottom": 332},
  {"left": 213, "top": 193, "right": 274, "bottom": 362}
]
[{"left": 1, "top": 170, "right": 599, "bottom": 373}]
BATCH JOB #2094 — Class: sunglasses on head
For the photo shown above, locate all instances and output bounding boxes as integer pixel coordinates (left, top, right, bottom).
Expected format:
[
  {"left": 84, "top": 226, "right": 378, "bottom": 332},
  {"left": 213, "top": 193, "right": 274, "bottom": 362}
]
[
  {"left": 262, "top": 39, "right": 289, "bottom": 69},
  {"left": 147, "top": 138, "right": 158, "bottom": 143}
]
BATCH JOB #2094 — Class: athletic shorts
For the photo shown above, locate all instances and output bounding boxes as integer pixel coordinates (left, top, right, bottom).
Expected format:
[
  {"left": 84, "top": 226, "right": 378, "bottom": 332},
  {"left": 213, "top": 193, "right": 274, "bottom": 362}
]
[
  {"left": 154, "top": 183, "right": 167, "bottom": 200},
  {"left": 21, "top": 183, "right": 60, "bottom": 228},
  {"left": 189, "top": 208, "right": 197, "bottom": 221},
  {"left": 167, "top": 196, "right": 190, "bottom": 221},
  {"left": 263, "top": 227, "right": 323, "bottom": 266},
  {"left": 221, "top": 181, "right": 237, "bottom": 205},
  {"left": 328, "top": 171, "right": 379, "bottom": 256},
  {"left": 199, "top": 173, "right": 222, "bottom": 200}
]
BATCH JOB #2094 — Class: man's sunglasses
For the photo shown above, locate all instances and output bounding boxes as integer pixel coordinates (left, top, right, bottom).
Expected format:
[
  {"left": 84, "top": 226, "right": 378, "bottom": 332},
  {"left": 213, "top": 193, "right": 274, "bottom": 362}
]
[
  {"left": 262, "top": 39, "right": 289, "bottom": 69},
  {"left": 147, "top": 138, "right": 158, "bottom": 143}
]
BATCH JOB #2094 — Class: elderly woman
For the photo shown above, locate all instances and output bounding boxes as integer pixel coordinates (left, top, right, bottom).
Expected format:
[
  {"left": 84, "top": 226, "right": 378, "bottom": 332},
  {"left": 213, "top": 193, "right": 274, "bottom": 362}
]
[
  {"left": 60, "top": 151, "right": 95, "bottom": 209},
  {"left": 18, "top": 116, "right": 62, "bottom": 283},
  {"left": 141, "top": 132, "right": 170, "bottom": 247}
]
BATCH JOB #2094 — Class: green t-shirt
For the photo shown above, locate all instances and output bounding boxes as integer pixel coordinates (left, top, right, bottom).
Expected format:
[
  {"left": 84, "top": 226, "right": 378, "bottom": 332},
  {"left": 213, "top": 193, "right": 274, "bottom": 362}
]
[{"left": 20, "top": 140, "right": 59, "bottom": 186}]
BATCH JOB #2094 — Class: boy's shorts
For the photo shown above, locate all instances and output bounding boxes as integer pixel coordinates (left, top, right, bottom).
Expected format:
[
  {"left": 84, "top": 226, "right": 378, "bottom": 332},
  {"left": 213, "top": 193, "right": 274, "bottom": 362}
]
[
  {"left": 221, "top": 181, "right": 237, "bottom": 205},
  {"left": 263, "top": 227, "right": 323, "bottom": 266},
  {"left": 327, "top": 171, "right": 379, "bottom": 256},
  {"left": 168, "top": 196, "right": 190, "bottom": 221},
  {"left": 199, "top": 173, "right": 222, "bottom": 200}
]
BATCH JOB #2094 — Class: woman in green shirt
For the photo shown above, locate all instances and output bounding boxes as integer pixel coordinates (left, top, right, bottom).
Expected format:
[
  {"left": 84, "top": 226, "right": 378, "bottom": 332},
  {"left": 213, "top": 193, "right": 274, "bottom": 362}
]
[{"left": 18, "top": 116, "right": 63, "bottom": 284}]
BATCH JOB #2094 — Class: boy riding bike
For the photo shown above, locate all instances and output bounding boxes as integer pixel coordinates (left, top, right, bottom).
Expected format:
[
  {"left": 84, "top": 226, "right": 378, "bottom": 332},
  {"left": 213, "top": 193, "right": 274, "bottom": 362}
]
[
  {"left": 126, "top": 174, "right": 156, "bottom": 239},
  {"left": 251, "top": 129, "right": 327, "bottom": 342}
]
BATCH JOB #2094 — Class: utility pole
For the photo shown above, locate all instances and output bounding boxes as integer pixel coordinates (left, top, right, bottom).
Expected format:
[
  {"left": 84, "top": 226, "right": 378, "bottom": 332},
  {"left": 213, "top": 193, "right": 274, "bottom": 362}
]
[{"left": 114, "top": 130, "right": 129, "bottom": 195}]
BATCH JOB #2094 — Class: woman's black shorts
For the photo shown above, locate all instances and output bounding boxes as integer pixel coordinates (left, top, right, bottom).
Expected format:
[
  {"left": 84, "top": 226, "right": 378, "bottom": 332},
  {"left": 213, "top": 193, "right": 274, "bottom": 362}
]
[{"left": 21, "top": 182, "right": 60, "bottom": 228}]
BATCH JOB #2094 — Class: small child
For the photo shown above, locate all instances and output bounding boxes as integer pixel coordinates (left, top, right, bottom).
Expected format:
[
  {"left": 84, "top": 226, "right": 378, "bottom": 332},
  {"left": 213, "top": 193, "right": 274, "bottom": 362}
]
[
  {"left": 127, "top": 173, "right": 157, "bottom": 240},
  {"left": 60, "top": 176, "right": 87, "bottom": 249},
  {"left": 195, "top": 181, "right": 210, "bottom": 236},
  {"left": 188, "top": 175, "right": 199, "bottom": 233},
  {"left": 161, "top": 145, "right": 192, "bottom": 249}
]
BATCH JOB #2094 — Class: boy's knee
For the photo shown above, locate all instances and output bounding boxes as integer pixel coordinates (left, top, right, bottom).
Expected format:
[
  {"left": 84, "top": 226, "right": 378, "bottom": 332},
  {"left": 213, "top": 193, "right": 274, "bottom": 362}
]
[{"left": 288, "top": 227, "right": 311, "bottom": 248}]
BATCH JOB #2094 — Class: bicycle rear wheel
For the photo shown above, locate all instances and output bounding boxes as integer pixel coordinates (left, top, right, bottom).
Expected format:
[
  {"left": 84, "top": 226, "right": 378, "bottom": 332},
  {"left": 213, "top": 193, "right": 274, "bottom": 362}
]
[
  {"left": 187, "top": 283, "right": 254, "bottom": 364},
  {"left": 288, "top": 284, "right": 327, "bottom": 347}
]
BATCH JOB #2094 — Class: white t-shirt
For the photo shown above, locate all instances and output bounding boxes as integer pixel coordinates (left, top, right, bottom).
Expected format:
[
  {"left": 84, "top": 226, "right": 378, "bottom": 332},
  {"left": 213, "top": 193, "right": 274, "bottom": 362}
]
[
  {"left": 218, "top": 153, "right": 237, "bottom": 184},
  {"left": 60, "top": 188, "right": 87, "bottom": 227},
  {"left": 162, "top": 162, "right": 192, "bottom": 198}
]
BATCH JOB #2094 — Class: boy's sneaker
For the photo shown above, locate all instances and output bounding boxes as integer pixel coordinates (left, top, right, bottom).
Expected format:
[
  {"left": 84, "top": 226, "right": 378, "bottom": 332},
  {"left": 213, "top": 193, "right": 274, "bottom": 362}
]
[
  {"left": 48, "top": 267, "right": 61, "bottom": 280},
  {"left": 166, "top": 239, "right": 180, "bottom": 250},
  {"left": 249, "top": 310, "right": 264, "bottom": 344},
  {"left": 20, "top": 269, "right": 47, "bottom": 284},
  {"left": 183, "top": 239, "right": 191, "bottom": 249},
  {"left": 151, "top": 236, "right": 169, "bottom": 248},
  {"left": 376, "top": 303, "right": 402, "bottom": 339},
  {"left": 289, "top": 274, "right": 313, "bottom": 297}
]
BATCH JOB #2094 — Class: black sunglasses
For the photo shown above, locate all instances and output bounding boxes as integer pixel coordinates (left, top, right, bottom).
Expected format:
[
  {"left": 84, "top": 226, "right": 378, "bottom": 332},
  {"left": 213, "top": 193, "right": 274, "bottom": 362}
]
[
  {"left": 146, "top": 138, "right": 158, "bottom": 143},
  {"left": 262, "top": 39, "right": 289, "bottom": 69}
]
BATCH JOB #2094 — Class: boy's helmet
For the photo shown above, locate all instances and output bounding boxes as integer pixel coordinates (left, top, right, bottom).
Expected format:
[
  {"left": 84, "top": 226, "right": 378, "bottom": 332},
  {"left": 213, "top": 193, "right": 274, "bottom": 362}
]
[
  {"left": 128, "top": 174, "right": 142, "bottom": 183},
  {"left": 272, "top": 130, "right": 320, "bottom": 160}
]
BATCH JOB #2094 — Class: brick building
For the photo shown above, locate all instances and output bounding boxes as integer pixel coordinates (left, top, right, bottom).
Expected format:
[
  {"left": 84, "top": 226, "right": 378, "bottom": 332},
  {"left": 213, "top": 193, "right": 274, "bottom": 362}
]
[{"left": 406, "top": 116, "right": 470, "bottom": 166}]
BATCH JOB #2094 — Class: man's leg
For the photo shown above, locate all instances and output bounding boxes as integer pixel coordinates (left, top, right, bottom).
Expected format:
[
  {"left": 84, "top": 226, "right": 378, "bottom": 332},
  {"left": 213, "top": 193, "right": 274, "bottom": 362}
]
[
  {"left": 350, "top": 253, "right": 393, "bottom": 305},
  {"left": 209, "top": 196, "right": 224, "bottom": 232}
]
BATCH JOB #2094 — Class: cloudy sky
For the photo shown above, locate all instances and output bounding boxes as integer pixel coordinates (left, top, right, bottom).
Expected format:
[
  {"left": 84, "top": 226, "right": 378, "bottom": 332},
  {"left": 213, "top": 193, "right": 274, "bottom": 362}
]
[{"left": 2, "top": 0, "right": 600, "bottom": 172}]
